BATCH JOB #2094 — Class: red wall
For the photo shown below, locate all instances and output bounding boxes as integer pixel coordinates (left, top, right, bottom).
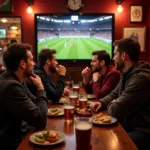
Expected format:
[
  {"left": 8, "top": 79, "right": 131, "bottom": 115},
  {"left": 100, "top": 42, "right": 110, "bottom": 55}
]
[{"left": 1, "top": 0, "right": 150, "bottom": 62}]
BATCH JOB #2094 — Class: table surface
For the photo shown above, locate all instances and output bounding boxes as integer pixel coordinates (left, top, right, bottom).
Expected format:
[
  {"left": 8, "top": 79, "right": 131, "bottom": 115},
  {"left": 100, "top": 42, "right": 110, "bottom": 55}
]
[{"left": 17, "top": 89, "right": 138, "bottom": 150}]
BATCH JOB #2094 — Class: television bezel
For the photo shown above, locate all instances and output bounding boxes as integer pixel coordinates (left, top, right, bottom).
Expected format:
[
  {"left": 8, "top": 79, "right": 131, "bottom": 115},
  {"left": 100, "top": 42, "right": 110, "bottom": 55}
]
[{"left": 34, "top": 13, "right": 115, "bottom": 64}]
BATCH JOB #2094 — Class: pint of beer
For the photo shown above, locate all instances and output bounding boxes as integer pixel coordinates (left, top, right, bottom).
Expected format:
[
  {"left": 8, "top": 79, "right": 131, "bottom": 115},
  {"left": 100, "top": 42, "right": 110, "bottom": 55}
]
[
  {"left": 79, "top": 94, "right": 87, "bottom": 109},
  {"left": 69, "top": 91, "right": 78, "bottom": 108},
  {"left": 75, "top": 117, "right": 92, "bottom": 150},
  {"left": 72, "top": 84, "right": 80, "bottom": 93},
  {"left": 64, "top": 105, "right": 74, "bottom": 123}
]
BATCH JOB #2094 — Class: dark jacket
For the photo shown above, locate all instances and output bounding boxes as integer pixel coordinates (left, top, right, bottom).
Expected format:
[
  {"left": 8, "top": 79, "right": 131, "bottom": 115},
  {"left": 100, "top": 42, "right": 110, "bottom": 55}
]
[
  {"left": 84, "top": 66, "right": 120, "bottom": 100},
  {"left": 99, "top": 62, "right": 150, "bottom": 133},
  {"left": 27, "top": 66, "right": 66, "bottom": 103},
  {"left": 0, "top": 71, "right": 48, "bottom": 149}
]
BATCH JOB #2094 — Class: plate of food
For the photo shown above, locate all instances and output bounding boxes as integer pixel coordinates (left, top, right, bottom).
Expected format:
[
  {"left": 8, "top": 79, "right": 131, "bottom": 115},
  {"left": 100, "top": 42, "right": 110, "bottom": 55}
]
[
  {"left": 48, "top": 107, "right": 64, "bottom": 116},
  {"left": 93, "top": 113, "right": 117, "bottom": 125},
  {"left": 87, "top": 94, "right": 95, "bottom": 100},
  {"left": 29, "top": 130, "right": 65, "bottom": 146},
  {"left": 59, "top": 98, "right": 68, "bottom": 104}
]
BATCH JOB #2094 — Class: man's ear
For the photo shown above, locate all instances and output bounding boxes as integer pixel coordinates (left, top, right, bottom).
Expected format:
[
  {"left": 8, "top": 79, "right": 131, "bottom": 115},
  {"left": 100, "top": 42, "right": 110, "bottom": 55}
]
[
  {"left": 20, "top": 60, "right": 27, "bottom": 69},
  {"left": 46, "top": 59, "right": 51, "bottom": 65},
  {"left": 122, "top": 52, "right": 129, "bottom": 61},
  {"left": 100, "top": 60, "right": 105, "bottom": 66}
]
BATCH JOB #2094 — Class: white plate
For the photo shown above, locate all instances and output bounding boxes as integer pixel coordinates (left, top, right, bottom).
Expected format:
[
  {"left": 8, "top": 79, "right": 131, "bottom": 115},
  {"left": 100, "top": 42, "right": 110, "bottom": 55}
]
[
  {"left": 93, "top": 116, "right": 117, "bottom": 125},
  {"left": 29, "top": 131, "right": 65, "bottom": 146},
  {"left": 47, "top": 108, "right": 64, "bottom": 117}
]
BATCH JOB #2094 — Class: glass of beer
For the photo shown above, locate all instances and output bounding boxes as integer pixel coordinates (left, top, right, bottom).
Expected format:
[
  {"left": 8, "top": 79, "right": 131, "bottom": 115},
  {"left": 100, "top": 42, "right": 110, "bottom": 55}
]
[
  {"left": 79, "top": 94, "right": 87, "bottom": 109},
  {"left": 72, "top": 83, "right": 80, "bottom": 93},
  {"left": 69, "top": 91, "right": 78, "bottom": 108},
  {"left": 75, "top": 117, "right": 93, "bottom": 150},
  {"left": 64, "top": 105, "right": 74, "bottom": 123}
]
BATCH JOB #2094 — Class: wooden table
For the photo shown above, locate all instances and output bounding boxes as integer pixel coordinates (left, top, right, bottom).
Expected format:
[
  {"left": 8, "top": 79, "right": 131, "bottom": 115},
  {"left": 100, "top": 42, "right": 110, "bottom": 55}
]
[{"left": 17, "top": 104, "right": 138, "bottom": 150}]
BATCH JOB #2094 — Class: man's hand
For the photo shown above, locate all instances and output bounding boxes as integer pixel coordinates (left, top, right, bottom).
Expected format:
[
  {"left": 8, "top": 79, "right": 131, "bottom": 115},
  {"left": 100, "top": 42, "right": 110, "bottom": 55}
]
[
  {"left": 90, "top": 102, "right": 102, "bottom": 112},
  {"left": 56, "top": 65, "right": 66, "bottom": 76},
  {"left": 63, "top": 88, "right": 70, "bottom": 96},
  {"left": 93, "top": 72, "right": 100, "bottom": 81},
  {"left": 81, "top": 67, "right": 91, "bottom": 84},
  {"left": 29, "top": 74, "right": 44, "bottom": 90}
]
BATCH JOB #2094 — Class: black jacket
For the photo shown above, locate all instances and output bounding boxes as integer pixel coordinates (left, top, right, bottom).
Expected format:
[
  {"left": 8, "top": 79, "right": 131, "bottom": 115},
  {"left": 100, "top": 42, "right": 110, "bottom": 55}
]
[
  {"left": 27, "top": 66, "right": 66, "bottom": 103},
  {"left": 0, "top": 71, "right": 48, "bottom": 148}
]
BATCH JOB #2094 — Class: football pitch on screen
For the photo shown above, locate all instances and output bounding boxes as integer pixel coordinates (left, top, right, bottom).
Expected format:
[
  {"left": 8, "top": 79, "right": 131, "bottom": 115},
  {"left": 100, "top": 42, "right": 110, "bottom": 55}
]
[{"left": 38, "top": 38, "right": 112, "bottom": 59}]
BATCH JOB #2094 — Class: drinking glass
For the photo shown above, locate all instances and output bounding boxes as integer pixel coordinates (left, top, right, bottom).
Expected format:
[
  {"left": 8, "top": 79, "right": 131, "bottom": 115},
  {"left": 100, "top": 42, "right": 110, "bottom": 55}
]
[
  {"left": 75, "top": 117, "right": 93, "bottom": 150},
  {"left": 79, "top": 94, "right": 87, "bottom": 109}
]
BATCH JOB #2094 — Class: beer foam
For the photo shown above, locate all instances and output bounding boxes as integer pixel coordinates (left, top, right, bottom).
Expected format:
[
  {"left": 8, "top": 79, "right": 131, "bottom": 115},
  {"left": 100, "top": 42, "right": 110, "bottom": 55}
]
[
  {"left": 64, "top": 106, "right": 74, "bottom": 109},
  {"left": 79, "top": 98, "right": 87, "bottom": 101},
  {"left": 69, "top": 95, "right": 78, "bottom": 98},
  {"left": 76, "top": 122, "right": 92, "bottom": 130}
]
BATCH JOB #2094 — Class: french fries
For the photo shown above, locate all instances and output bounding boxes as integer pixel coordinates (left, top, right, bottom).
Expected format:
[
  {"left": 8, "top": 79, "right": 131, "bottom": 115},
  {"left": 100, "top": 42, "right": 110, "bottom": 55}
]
[{"left": 94, "top": 113, "right": 111, "bottom": 123}]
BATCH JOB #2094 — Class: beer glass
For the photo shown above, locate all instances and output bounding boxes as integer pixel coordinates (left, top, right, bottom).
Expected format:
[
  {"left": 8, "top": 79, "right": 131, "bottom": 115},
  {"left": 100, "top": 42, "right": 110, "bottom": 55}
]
[
  {"left": 69, "top": 91, "right": 78, "bottom": 108},
  {"left": 75, "top": 117, "right": 93, "bottom": 150},
  {"left": 79, "top": 94, "right": 87, "bottom": 109},
  {"left": 72, "top": 83, "right": 80, "bottom": 93},
  {"left": 64, "top": 105, "right": 74, "bottom": 123}
]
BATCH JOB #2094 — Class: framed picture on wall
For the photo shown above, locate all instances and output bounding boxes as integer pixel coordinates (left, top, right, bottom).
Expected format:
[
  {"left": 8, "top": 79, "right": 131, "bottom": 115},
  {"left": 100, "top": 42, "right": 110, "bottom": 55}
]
[
  {"left": 0, "top": 0, "right": 13, "bottom": 12},
  {"left": 123, "top": 27, "right": 146, "bottom": 52},
  {"left": 130, "top": 5, "right": 143, "bottom": 23}
]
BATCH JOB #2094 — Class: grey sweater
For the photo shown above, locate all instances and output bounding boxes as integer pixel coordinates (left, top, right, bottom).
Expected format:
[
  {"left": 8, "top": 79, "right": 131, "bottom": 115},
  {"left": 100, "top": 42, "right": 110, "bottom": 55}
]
[
  {"left": 99, "top": 62, "right": 150, "bottom": 133},
  {"left": 0, "top": 71, "right": 48, "bottom": 148}
]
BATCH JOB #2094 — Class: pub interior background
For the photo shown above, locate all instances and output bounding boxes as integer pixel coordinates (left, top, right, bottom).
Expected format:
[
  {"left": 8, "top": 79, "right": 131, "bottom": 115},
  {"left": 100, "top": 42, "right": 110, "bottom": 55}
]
[{"left": 0, "top": 0, "right": 150, "bottom": 82}]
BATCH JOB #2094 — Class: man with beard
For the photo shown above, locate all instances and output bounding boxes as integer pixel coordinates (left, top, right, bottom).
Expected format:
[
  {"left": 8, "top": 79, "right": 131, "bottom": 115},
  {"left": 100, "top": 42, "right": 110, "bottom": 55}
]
[
  {"left": 27, "top": 49, "right": 68, "bottom": 103},
  {"left": 90, "top": 38, "right": 150, "bottom": 150},
  {"left": 0, "top": 43, "right": 48, "bottom": 150},
  {"left": 81, "top": 50, "right": 120, "bottom": 100}
]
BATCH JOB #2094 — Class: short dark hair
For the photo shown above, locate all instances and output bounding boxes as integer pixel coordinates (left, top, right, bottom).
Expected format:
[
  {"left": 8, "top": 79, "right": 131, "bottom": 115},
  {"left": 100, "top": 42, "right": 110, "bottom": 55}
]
[
  {"left": 113, "top": 38, "right": 140, "bottom": 62},
  {"left": 38, "top": 49, "right": 56, "bottom": 67},
  {"left": 3, "top": 43, "right": 32, "bottom": 72},
  {"left": 92, "top": 50, "right": 110, "bottom": 66},
  {"left": 10, "top": 39, "right": 17, "bottom": 44}
]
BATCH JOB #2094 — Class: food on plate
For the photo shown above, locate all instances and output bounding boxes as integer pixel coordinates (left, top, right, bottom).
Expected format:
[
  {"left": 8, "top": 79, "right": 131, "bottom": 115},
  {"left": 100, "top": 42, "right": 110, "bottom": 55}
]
[
  {"left": 87, "top": 94, "right": 95, "bottom": 99},
  {"left": 77, "top": 108, "right": 93, "bottom": 117},
  {"left": 94, "top": 113, "right": 111, "bottom": 123},
  {"left": 34, "top": 130, "right": 59, "bottom": 144},
  {"left": 59, "top": 98, "right": 67, "bottom": 103},
  {"left": 48, "top": 107, "right": 64, "bottom": 115}
]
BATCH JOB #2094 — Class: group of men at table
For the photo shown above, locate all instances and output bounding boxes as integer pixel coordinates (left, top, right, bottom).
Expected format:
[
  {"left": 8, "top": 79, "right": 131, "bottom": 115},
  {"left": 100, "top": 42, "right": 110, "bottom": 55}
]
[{"left": 0, "top": 38, "right": 150, "bottom": 150}]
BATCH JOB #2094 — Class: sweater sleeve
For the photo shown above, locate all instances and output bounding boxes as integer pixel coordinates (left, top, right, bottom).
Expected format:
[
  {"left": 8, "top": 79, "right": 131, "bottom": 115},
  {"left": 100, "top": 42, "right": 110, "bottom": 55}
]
[
  {"left": 93, "top": 72, "right": 120, "bottom": 100},
  {"left": 107, "top": 74, "right": 149, "bottom": 120},
  {"left": 4, "top": 82, "right": 48, "bottom": 129},
  {"left": 84, "top": 80, "right": 93, "bottom": 94}
]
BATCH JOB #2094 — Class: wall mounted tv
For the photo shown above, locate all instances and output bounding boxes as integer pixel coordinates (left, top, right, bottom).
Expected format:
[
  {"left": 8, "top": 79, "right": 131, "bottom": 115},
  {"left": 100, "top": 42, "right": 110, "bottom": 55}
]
[
  {"left": 35, "top": 14, "right": 114, "bottom": 60},
  {"left": 0, "top": 29, "right": 6, "bottom": 38}
]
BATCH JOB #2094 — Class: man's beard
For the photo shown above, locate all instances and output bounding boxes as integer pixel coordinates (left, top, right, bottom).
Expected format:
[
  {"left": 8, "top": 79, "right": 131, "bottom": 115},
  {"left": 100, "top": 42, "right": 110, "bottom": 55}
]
[
  {"left": 49, "top": 65, "right": 56, "bottom": 73},
  {"left": 24, "top": 67, "right": 34, "bottom": 77},
  {"left": 92, "top": 66, "right": 101, "bottom": 73},
  {"left": 115, "top": 61, "right": 124, "bottom": 71}
]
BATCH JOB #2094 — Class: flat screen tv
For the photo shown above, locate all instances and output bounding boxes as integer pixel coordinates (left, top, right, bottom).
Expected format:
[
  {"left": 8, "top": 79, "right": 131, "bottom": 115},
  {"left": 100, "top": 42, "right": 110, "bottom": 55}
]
[
  {"left": 0, "top": 29, "right": 6, "bottom": 38},
  {"left": 35, "top": 14, "right": 114, "bottom": 60}
]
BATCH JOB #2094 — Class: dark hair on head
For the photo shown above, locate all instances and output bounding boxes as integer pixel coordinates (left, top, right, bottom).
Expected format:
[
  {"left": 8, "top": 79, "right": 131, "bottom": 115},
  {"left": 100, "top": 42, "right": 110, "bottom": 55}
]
[
  {"left": 38, "top": 49, "right": 56, "bottom": 67},
  {"left": 3, "top": 43, "right": 32, "bottom": 72},
  {"left": 10, "top": 39, "right": 17, "bottom": 44},
  {"left": 113, "top": 38, "right": 140, "bottom": 62},
  {"left": 92, "top": 50, "right": 110, "bottom": 66}
]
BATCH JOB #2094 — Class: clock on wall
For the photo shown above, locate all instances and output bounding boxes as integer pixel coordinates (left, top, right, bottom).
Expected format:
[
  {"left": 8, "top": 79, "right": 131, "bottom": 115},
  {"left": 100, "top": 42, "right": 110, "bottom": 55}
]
[{"left": 66, "top": 0, "right": 84, "bottom": 12}]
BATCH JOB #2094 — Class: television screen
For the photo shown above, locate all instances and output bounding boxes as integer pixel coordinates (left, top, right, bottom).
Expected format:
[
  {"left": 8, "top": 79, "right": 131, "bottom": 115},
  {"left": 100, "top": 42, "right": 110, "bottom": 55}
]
[
  {"left": 0, "top": 29, "right": 6, "bottom": 38},
  {"left": 35, "top": 14, "right": 114, "bottom": 60}
]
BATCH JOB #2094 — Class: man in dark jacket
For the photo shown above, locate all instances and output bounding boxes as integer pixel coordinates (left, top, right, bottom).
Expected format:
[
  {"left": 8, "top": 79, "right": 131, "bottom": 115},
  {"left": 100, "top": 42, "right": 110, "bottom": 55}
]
[
  {"left": 0, "top": 43, "right": 48, "bottom": 150},
  {"left": 27, "top": 49, "right": 69, "bottom": 103},
  {"left": 91, "top": 38, "right": 150, "bottom": 150},
  {"left": 82, "top": 50, "right": 120, "bottom": 100}
]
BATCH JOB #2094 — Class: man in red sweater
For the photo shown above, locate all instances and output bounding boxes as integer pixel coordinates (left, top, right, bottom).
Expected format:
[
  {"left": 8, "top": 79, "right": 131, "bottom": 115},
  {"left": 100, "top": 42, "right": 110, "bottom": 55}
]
[{"left": 82, "top": 50, "right": 120, "bottom": 100}]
